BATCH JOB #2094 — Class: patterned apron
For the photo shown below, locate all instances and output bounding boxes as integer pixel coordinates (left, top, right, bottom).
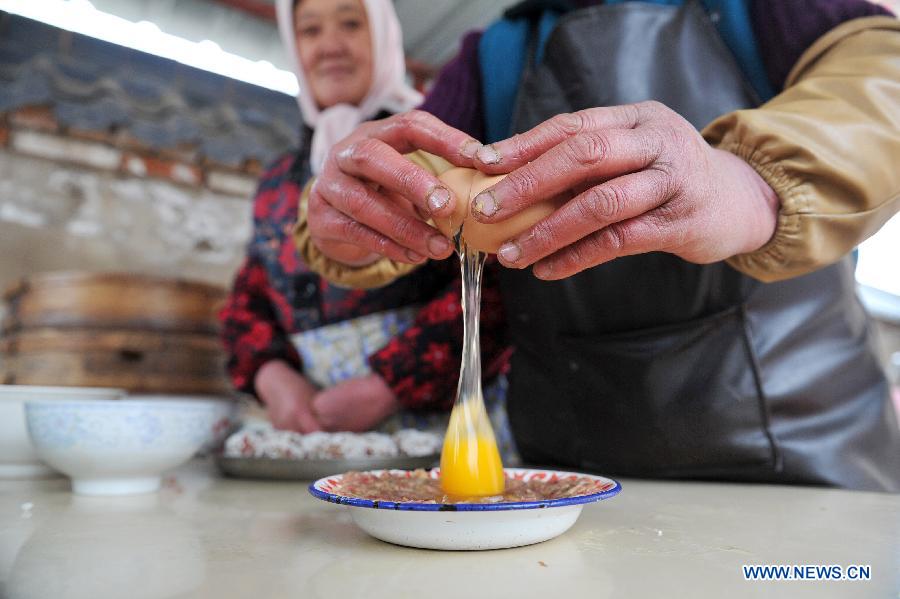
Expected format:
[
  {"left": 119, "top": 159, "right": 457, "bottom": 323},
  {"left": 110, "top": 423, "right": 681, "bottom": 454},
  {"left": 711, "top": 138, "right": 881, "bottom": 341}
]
[{"left": 291, "top": 308, "right": 520, "bottom": 463}]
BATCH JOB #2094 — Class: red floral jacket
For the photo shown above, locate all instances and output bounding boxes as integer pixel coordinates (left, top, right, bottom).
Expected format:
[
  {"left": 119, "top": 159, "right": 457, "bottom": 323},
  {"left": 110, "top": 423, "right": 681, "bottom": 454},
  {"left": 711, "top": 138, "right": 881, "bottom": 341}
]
[{"left": 219, "top": 149, "right": 510, "bottom": 410}]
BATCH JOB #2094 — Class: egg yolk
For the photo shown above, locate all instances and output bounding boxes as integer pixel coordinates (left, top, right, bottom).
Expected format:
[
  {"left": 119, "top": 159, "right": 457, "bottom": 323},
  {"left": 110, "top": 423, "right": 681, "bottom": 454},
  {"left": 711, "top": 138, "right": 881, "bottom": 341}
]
[{"left": 440, "top": 398, "right": 505, "bottom": 497}]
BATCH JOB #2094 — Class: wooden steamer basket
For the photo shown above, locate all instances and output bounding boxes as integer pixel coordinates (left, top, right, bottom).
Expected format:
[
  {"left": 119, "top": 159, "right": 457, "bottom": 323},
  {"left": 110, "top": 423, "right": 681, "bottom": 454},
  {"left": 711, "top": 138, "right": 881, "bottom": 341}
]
[
  {"left": 3, "top": 272, "right": 224, "bottom": 334},
  {"left": 1, "top": 272, "right": 232, "bottom": 395}
]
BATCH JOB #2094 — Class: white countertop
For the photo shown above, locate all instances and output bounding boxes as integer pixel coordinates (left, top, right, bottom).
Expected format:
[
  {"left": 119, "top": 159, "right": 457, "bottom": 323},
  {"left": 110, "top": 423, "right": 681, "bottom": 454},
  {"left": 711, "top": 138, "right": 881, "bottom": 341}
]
[{"left": 0, "top": 459, "right": 897, "bottom": 599}]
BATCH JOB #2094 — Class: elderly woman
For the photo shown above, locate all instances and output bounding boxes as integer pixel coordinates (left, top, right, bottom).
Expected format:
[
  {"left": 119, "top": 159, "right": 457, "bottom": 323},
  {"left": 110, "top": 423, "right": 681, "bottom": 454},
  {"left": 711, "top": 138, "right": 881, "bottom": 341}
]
[
  {"left": 219, "top": 0, "right": 515, "bottom": 458},
  {"left": 297, "top": 0, "right": 900, "bottom": 491}
]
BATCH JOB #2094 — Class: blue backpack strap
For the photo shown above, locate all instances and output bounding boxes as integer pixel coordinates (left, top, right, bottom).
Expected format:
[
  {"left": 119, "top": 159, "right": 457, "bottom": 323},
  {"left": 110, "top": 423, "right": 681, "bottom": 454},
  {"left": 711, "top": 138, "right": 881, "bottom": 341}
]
[
  {"left": 699, "top": 0, "right": 775, "bottom": 101},
  {"left": 533, "top": 11, "right": 560, "bottom": 66},
  {"left": 479, "top": 11, "right": 560, "bottom": 143},
  {"left": 479, "top": 19, "right": 528, "bottom": 144}
]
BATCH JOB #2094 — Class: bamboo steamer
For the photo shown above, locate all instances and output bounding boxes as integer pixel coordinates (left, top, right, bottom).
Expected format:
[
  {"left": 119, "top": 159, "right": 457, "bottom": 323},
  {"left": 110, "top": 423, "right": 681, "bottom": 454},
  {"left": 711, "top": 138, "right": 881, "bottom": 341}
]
[
  {"left": 2, "top": 272, "right": 226, "bottom": 334},
  {"left": 0, "top": 328, "right": 231, "bottom": 394},
  {"left": 0, "top": 272, "right": 232, "bottom": 395}
]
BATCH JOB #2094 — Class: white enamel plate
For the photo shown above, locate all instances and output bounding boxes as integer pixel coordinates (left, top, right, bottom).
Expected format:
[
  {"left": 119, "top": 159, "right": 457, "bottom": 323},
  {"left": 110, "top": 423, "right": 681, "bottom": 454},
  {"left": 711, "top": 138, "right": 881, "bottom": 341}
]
[{"left": 310, "top": 468, "right": 621, "bottom": 550}]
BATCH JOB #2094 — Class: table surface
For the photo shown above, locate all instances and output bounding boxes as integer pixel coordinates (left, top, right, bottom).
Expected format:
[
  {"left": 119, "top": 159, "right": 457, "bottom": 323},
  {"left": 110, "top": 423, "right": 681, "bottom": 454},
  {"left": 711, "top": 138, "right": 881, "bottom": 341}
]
[{"left": 0, "top": 459, "right": 897, "bottom": 599}]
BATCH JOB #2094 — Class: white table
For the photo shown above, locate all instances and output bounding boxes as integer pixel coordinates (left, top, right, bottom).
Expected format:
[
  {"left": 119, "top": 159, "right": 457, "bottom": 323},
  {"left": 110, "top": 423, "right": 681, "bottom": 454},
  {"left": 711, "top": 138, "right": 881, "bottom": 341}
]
[{"left": 1, "top": 460, "right": 897, "bottom": 599}]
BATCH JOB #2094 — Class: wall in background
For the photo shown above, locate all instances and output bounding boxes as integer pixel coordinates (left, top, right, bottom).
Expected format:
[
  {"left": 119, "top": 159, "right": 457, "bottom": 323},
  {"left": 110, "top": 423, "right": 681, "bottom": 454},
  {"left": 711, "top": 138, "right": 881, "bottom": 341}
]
[
  {"left": 0, "top": 146, "right": 250, "bottom": 288},
  {"left": 0, "top": 13, "right": 302, "bottom": 298}
]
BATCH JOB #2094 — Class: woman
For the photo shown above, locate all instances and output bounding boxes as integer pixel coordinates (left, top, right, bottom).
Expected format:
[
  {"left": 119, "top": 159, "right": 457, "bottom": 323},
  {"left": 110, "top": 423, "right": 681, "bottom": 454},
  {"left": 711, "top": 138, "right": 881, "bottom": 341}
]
[{"left": 219, "top": 0, "right": 516, "bottom": 458}]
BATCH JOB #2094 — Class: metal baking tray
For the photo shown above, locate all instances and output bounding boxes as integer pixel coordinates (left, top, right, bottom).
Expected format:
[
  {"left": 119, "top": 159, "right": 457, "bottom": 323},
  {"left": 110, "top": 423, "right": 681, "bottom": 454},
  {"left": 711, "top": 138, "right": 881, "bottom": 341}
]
[{"left": 216, "top": 454, "right": 439, "bottom": 481}]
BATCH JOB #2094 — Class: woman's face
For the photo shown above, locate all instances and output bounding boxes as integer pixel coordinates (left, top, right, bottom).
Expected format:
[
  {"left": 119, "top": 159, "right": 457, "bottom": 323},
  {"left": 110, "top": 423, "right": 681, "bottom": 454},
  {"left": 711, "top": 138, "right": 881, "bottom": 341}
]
[{"left": 294, "top": 0, "right": 374, "bottom": 109}]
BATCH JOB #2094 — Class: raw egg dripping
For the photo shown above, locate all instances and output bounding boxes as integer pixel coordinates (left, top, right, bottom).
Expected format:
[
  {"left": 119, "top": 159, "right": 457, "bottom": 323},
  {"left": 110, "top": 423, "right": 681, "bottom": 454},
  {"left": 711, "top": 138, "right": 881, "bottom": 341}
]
[
  {"left": 436, "top": 167, "right": 566, "bottom": 497},
  {"left": 439, "top": 246, "right": 505, "bottom": 496},
  {"left": 437, "top": 167, "right": 504, "bottom": 497}
]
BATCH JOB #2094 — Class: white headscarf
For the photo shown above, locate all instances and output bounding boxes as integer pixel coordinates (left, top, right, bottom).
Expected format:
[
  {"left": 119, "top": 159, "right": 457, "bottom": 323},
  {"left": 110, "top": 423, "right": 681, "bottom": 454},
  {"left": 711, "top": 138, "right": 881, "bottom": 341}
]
[{"left": 276, "top": 0, "right": 423, "bottom": 174}]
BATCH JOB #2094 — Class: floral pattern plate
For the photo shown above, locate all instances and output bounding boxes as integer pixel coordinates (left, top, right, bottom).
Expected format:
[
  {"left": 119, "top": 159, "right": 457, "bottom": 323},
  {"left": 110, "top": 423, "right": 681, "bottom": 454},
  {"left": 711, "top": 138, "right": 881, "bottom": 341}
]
[{"left": 309, "top": 468, "right": 621, "bottom": 550}]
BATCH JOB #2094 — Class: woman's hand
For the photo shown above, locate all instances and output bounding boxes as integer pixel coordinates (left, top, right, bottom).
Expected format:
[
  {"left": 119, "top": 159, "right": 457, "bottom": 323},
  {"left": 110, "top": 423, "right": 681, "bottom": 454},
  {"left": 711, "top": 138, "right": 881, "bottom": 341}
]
[
  {"left": 471, "top": 101, "right": 780, "bottom": 279},
  {"left": 254, "top": 360, "right": 322, "bottom": 433},
  {"left": 307, "top": 110, "right": 481, "bottom": 266},
  {"left": 311, "top": 374, "right": 400, "bottom": 432}
]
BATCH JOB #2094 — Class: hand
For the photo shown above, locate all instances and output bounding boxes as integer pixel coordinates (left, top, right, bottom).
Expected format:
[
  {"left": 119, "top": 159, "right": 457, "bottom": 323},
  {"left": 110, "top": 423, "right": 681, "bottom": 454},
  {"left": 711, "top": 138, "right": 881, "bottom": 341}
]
[
  {"left": 311, "top": 374, "right": 400, "bottom": 432},
  {"left": 254, "top": 360, "right": 322, "bottom": 433},
  {"left": 307, "top": 110, "right": 482, "bottom": 266},
  {"left": 470, "top": 101, "right": 780, "bottom": 279}
]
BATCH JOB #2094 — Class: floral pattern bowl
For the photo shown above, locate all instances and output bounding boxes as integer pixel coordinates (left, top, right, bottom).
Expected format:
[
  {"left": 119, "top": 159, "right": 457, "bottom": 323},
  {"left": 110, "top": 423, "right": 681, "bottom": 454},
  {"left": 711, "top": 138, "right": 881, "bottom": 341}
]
[{"left": 25, "top": 397, "right": 231, "bottom": 495}]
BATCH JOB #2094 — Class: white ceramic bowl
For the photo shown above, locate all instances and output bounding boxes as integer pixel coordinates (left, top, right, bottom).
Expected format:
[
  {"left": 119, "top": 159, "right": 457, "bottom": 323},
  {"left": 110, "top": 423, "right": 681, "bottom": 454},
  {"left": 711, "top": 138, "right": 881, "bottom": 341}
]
[
  {"left": 0, "top": 385, "right": 124, "bottom": 479},
  {"left": 24, "top": 398, "right": 230, "bottom": 495},
  {"left": 310, "top": 468, "right": 621, "bottom": 550},
  {"left": 125, "top": 394, "right": 239, "bottom": 453}
]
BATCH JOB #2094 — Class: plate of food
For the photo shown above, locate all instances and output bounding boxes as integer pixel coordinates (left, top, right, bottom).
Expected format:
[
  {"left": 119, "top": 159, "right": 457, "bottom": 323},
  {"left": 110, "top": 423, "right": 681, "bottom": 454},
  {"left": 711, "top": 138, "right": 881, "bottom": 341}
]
[
  {"left": 309, "top": 468, "right": 621, "bottom": 550},
  {"left": 217, "top": 427, "right": 441, "bottom": 481}
]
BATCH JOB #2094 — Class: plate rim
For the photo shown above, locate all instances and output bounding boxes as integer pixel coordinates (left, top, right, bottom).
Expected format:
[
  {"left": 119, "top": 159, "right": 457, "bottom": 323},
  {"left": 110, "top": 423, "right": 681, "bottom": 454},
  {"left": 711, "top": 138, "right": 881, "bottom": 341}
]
[{"left": 308, "top": 467, "right": 622, "bottom": 512}]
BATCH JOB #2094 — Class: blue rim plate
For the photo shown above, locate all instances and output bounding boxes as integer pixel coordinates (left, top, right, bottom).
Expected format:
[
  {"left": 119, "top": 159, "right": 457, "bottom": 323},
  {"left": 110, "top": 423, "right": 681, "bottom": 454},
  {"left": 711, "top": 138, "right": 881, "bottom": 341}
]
[{"left": 309, "top": 468, "right": 621, "bottom": 512}]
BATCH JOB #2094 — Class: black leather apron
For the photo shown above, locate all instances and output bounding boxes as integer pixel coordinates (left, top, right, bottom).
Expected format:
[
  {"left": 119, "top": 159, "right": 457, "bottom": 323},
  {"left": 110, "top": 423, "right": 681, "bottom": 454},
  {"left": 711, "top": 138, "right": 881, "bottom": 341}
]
[{"left": 501, "top": 0, "right": 900, "bottom": 491}]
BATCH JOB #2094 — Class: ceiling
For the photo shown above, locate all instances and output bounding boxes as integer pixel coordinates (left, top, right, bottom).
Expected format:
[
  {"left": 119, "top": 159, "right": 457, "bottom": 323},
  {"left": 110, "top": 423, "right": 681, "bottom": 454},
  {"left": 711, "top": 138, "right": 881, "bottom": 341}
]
[{"left": 86, "top": 0, "right": 517, "bottom": 73}]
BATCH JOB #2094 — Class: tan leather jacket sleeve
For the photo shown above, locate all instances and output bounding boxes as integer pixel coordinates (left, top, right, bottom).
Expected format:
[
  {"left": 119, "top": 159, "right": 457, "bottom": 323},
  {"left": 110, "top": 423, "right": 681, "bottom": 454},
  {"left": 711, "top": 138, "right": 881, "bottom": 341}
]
[
  {"left": 703, "top": 16, "right": 900, "bottom": 283},
  {"left": 293, "top": 151, "right": 454, "bottom": 289}
]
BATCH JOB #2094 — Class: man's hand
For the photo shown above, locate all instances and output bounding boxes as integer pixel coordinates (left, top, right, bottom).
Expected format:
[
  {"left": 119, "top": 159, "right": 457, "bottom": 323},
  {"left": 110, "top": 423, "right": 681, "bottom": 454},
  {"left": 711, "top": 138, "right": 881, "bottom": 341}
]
[
  {"left": 311, "top": 374, "right": 400, "bottom": 432},
  {"left": 254, "top": 360, "right": 322, "bottom": 433},
  {"left": 470, "top": 101, "right": 780, "bottom": 279},
  {"left": 307, "top": 110, "right": 481, "bottom": 266}
]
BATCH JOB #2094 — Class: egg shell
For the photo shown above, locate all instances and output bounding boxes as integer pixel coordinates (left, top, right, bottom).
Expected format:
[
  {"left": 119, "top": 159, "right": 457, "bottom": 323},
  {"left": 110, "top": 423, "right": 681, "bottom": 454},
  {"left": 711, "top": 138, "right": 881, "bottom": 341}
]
[
  {"left": 462, "top": 172, "right": 563, "bottom": 254},
  {"left": 435, "top": 168, "right": 474, "bottom": 238},
  {"left": 435, "top": 168, "right": 564, "bottom": 254}
]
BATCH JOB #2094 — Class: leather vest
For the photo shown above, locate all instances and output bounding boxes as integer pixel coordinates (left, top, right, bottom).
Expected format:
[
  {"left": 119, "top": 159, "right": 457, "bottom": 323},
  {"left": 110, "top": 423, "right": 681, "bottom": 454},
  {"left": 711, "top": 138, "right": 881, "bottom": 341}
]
[{"left": 500, "top": 0, "right": 900, "bottom": 491}]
